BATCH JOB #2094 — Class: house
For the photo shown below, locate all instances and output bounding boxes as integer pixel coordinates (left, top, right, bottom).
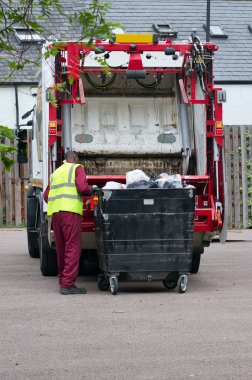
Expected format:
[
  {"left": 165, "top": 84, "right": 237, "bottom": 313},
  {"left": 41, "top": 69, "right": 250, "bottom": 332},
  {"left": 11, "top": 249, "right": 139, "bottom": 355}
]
[
  {"left": 2, "top": 0, "right": 252, "bottom": 127},
  {"left": 0, "top": 0, "right": 252, "bottom": 226}
]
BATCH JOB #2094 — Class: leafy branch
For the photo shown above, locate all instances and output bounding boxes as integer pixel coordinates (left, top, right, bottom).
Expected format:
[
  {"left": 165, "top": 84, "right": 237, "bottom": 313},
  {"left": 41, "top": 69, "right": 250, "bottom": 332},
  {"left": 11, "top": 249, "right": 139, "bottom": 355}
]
[
  {"left": 0, "top": 0, "right": 122, "bottom": 169},
  {"left": 0, "top": 125, "right": 17, "bottom": 171}
]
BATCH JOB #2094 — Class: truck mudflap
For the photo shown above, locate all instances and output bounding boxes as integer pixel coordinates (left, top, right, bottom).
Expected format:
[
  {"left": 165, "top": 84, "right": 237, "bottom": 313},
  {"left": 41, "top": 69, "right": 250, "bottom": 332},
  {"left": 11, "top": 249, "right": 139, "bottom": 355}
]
[{"left": 219, "top": 150, "right": 228, "bottom": 244}]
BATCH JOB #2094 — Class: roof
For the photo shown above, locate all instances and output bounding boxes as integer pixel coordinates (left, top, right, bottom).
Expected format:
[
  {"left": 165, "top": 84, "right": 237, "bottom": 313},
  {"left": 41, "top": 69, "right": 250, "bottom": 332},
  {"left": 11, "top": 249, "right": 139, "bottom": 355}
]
[{"left": 1, "top": 0, "right": 252, "bottom": 84}]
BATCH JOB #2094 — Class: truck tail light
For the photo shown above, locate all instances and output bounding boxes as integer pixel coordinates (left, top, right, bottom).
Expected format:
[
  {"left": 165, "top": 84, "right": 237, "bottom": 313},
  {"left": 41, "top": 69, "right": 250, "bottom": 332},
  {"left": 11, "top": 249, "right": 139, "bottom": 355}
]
[
  {"left": 49, "top": 121, "right": 57, "bottom": 135},
  {"left": 86, "top": 196, "right": 99, "bottom": 210},
  {"left": 93, "top": 196, "right": 99, "bottom": 206},
  {"left": 195, "top": 195, "right": 198, "bottom": 207},
  {"left": 215, "top": 121, "right": 223, "bottom": 135}
]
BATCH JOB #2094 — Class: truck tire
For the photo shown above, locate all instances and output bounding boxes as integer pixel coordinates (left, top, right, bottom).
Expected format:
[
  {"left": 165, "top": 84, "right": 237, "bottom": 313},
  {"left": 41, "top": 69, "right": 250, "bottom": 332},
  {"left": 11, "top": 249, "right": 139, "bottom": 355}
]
[
  {"left": 190, "top": 254, "right": 201, "bottom": 274},
  {"left": 39, "top": 212, "right": 58, "bottom": 276},
  {"left": 27, "top": 186, "right": 40, "bottom": 258},
  {"left": 190, "top": 232, "right": 204, "bottom": 274},
  {"left": 40, "top": 243, "right": 58, "bottom": 276},
  {"left": 27, "top": 230, "right": 40, "bottom": 258}
]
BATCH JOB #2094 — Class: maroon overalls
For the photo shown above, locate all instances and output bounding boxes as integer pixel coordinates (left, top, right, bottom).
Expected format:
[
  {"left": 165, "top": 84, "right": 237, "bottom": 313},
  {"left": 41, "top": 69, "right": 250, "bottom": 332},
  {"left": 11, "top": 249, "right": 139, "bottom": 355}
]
[{"left": 44, "top": 165, "right": 93, "bottom": 288}]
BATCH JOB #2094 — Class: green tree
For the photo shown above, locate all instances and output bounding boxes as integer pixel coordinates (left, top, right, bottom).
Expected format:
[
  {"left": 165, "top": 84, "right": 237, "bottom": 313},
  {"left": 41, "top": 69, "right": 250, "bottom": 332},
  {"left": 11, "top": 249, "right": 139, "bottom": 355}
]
[
  {"left": 0, "top": 126, "right": 16, "bottom": 171},
  {"left": 0, "top": 0, "right": 119, "bottom": 169}
]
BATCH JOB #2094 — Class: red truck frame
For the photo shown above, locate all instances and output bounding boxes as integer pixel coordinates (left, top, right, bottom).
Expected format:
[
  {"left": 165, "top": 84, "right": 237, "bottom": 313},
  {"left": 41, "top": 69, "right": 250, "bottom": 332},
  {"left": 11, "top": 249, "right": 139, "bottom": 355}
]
[{"left": 46, "top": 34, "right": 225, "bottom": 241}]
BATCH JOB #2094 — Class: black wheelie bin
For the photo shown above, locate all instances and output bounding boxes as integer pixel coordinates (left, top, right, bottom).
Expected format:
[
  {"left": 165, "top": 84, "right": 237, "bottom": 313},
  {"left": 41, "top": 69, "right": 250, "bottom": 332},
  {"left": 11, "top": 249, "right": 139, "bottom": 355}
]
[{"left": 94, "top": 187, "right": 195, "bottom": 295}]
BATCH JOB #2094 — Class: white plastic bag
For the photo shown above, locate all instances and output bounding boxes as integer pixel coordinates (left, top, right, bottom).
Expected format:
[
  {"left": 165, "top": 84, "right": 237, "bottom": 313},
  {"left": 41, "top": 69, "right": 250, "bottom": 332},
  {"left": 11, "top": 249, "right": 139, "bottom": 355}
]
[
  {"left": 157, "top": 174, "right": 183, "bottom": 189},
  {"left": 170, "top": 174, "right": 182, "bottom": 188},
  {"left": 102, "top": 181, "right": 126, "bottom": 190},
  {"left": 156, "top": 178, "right": 167, "bottom": 188},
  {"left": 126, "top": 169, "right": 150, "bottom": 185}
]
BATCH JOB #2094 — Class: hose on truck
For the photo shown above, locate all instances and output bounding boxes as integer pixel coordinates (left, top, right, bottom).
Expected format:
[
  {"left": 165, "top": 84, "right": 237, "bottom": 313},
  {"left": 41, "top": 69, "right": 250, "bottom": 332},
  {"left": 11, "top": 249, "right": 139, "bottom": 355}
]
[{"left": 84, "top": 73, "right": 117, "bottom": 89}]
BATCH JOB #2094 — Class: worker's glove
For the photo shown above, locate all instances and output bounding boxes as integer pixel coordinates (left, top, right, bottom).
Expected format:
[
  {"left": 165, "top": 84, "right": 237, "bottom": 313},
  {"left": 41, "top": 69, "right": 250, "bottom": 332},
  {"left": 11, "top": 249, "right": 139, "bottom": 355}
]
[{"left": 92, "top": 185, "right": 99, "bottom": 191}]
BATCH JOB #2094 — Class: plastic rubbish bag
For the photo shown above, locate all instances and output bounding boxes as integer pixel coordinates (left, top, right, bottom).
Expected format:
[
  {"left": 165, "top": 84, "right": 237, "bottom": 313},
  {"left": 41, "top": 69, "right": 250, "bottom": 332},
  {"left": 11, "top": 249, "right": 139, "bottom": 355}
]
[
  {"left": 159, "top": 173, "right": 169, "bottom": 179},
  {"left": 102, "top": 171, "right": 186, "bottom": 190},
  {"left": 183, "top": 184, "right": 195, "bottom": 189},
  {"left": 157, "top": 174, "right": 183, "bottom": 189},
  {"left": 127, "top": 180, "right": 158, "bottom": 189},
  {"left": 126, "top": 169, "right": 150, "bottom": 185},
  {"left": 102, "top": 181, "right": 126, "bottom": 190}
]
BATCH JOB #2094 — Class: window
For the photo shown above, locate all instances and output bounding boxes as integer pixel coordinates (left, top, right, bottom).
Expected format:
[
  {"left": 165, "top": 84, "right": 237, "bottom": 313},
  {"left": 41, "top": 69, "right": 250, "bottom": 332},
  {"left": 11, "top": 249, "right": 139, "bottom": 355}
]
[
  {"left": 152, "top": 24, "right": 178, "bottom": 38},
  {"left": 203, "top": 24, "right": 228, "bottom": 38},
  {"left": 13, "top": 27, "right": 45, "bottom": 44}
]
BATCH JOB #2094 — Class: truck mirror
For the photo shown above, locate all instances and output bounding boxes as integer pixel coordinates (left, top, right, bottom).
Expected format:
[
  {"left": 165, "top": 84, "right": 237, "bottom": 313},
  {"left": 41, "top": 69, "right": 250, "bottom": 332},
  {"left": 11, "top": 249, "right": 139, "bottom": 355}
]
[
  {"left": 21, "top": 108, "right": 33, "bottom": 120},
  {"left": 17, "top": 129, "right": 27, "bottom": 140},
  {"left": 17, "top": 129, "right": 28, "bottom": 164},
  {"left": 27, "top": 119, "right": 33, "bottom": 126},
  {"left": 17, "top": 141, "right": 28, "bottom": 163}
]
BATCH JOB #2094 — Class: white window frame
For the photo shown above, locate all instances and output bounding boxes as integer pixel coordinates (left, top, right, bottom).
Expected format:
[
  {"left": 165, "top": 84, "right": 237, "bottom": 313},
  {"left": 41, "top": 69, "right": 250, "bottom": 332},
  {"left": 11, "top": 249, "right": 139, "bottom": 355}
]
[{"left": 13, "top": 27, "right": 45, "bottom": 44}]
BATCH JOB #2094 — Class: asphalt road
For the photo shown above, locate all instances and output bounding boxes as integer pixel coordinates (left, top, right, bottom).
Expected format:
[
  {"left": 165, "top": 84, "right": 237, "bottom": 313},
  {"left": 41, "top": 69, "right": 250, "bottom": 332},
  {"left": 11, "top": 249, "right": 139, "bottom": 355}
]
[{"left": 0, "top": 228, "right": 252, "bottom": 380}]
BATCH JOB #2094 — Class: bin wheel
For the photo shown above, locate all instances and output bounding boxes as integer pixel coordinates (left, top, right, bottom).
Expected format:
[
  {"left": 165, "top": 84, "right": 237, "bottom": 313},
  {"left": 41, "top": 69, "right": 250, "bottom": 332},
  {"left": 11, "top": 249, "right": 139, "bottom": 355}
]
[
  {"left": 109, "top": 276, "right": 118, "bottom": 295},
  {"left": 163, "top": 278, "right": 177, "bottom": 290},
  {"left": 97, "top": 275, "right": 110, "bottom": 291},
  {"left": 178, "top": 275, "right": 188, "bottom": 294}
]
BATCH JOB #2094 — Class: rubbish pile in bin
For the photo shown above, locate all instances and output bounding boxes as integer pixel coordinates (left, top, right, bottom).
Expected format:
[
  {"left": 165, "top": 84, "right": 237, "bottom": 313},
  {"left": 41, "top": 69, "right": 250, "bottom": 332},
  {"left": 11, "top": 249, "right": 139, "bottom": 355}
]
[{"left": 102, "top": 169, "right": 194, "bottom": 190}]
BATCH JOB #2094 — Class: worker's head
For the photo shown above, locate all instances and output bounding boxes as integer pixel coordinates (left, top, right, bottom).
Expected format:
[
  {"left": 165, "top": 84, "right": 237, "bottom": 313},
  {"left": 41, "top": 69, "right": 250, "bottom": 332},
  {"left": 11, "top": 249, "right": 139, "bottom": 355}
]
[{"left": 65, "top": 150, "right": 79, "bottom": 163}]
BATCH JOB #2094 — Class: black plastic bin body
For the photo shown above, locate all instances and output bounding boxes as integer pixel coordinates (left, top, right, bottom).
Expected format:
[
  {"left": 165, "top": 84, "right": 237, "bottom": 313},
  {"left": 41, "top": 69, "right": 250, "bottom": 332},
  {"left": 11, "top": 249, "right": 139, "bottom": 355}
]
[{"left": 94, "top": 188, "right": 195, "bottom": 284}]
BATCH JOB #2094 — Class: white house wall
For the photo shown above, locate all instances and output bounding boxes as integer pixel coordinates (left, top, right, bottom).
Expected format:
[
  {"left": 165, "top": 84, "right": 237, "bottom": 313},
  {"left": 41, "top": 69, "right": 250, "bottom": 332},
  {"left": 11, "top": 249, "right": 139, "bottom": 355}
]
[
  {"left": 1, "top": 83, "right": 252, "bottom": 131},
  {"left": 0, "top": 87, "right": 16, "bottom": 128},
  {"left": 222, "top": 84, "right": 252, "bottom": 126},
  {"left": 0, "top": 85, "right": 37, "bottom": 129},
  {"left": 17, "top": 85, "right": 37, "bottom": 126}
]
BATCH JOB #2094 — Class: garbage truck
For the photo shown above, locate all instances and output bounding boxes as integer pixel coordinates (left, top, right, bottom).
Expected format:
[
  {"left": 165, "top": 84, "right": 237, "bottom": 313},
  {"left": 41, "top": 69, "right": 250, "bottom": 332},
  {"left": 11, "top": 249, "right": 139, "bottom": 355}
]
[{"left": 19, "top": 32, "right": 227, "bottom": 276}]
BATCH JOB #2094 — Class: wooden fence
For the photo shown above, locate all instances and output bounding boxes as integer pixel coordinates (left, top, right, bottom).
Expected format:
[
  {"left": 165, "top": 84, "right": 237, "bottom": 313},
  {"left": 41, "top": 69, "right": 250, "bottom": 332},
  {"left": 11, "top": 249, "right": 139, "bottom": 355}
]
[
  {"left": 224, "top": 125, "right": 252, "bottom": 229},
  {"left": 0, "top": 138, "right": 30, "bottom": 226},
  {"left": 0, "top": 126, "right": 252, "bottom": 228}
]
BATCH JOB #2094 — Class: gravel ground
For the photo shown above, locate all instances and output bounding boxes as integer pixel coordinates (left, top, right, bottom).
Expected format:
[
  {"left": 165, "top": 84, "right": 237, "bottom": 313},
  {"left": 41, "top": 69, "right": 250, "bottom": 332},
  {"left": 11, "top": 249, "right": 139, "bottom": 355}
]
[{"left": 0, "top": 228, "right": 252, "bottom": 380}]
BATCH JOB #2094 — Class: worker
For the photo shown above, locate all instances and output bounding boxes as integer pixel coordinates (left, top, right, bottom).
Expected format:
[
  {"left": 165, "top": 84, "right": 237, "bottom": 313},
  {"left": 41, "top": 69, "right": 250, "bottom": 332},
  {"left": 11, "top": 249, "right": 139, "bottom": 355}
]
[{"left": 43, "top": 150, "right": 97, "bottom": 295}]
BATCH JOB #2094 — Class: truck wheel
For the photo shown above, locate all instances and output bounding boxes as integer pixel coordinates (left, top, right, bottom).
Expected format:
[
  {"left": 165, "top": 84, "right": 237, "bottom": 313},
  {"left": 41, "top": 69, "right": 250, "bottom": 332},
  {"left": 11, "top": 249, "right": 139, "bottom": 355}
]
[
  {"left": 27, "top": 186, "right": 39, "bottom": 258},
  {"left": 39, "top": 213, "right": 58, "bottom": 276},
  {"left": 190, "top": 254, "right": 201, "bottom": 274},
  {"left": 27, "top": 230, "right": 40, "bottom": 258},
  {"left": 39, "top": 240, "right": 58, "bottom": 276},
  {"left": 191, "top": 232, "right": 204, "bottom": 274}
]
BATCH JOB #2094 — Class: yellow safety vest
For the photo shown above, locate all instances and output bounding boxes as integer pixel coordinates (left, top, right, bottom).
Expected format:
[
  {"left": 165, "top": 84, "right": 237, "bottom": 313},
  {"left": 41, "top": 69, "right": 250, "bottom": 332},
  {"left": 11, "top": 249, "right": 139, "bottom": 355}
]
[{"left": 47, "top": 163, "right": 83, "bottom": 216}]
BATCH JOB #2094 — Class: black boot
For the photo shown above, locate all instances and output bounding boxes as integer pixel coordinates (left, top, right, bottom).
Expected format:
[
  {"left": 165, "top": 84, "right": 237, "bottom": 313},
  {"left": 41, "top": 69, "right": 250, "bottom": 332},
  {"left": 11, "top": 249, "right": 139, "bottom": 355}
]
[{"left": 60, "top": 287, "right": 87, "bottom": 295}]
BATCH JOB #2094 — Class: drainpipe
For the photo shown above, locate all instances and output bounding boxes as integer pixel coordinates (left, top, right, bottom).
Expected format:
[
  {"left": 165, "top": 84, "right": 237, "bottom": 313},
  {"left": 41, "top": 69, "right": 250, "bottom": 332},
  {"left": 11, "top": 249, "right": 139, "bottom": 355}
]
[
  {"left": 14, "top": 84, "right": 22, "bottom": 225},
  {"left": 206, "top": 0, "right": 211, "bottom": 42},
  {"left": 14, "top": 84, "right": 19, "bottom": 130}
]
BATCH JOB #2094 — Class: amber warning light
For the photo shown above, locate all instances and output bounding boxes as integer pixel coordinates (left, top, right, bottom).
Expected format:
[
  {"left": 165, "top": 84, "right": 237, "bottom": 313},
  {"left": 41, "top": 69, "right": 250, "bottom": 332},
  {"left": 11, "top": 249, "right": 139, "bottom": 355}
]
[
  {"left": 49, "top": 121, "right": 57, "bottom": 135},
  {"left": 215, "top": 121, "right": 223, "bottom": 135}
]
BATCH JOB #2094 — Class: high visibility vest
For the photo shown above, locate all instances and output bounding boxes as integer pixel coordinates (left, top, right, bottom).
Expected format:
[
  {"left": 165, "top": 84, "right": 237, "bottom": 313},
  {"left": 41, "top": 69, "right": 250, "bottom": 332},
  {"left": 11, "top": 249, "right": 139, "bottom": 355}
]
[{"left": 47, "top": 163, "right": 83, "bottom": 216}]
